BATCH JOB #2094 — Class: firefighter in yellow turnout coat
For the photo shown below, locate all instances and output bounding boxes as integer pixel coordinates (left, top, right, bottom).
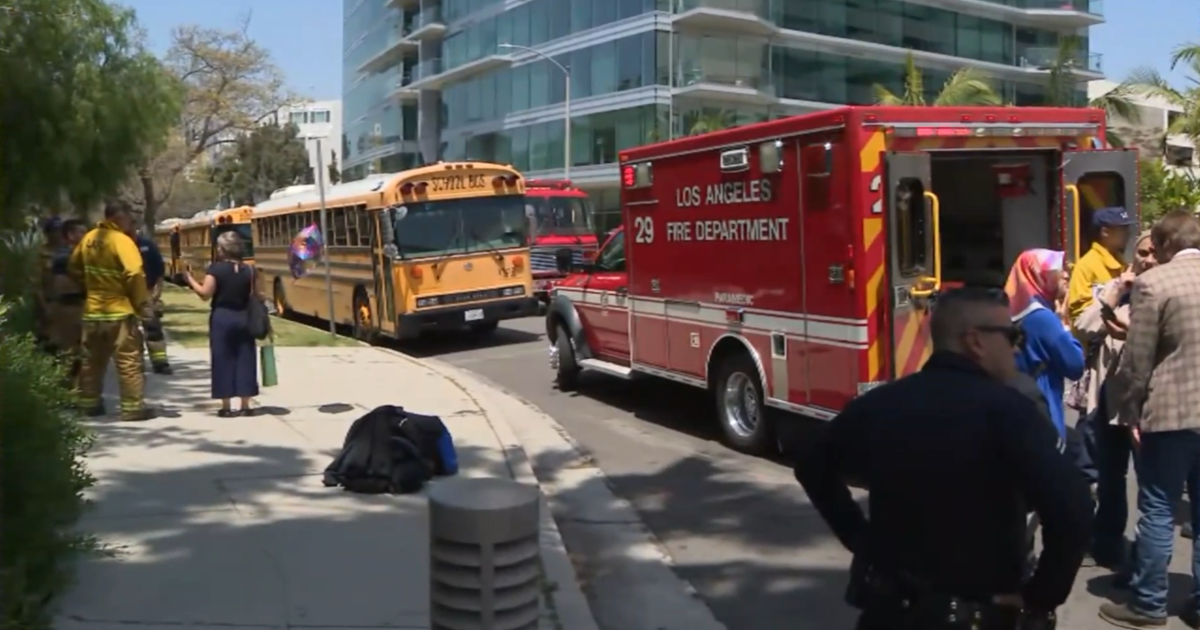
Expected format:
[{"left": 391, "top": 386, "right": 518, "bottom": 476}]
[{"left": 69, "top": 202, "right": 157, "bottom": 421}]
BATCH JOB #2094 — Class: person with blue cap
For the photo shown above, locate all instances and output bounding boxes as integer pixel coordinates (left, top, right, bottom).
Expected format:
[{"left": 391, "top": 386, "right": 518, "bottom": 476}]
[{"left": 1067, "top": 207, "right": 1137, "bottom": 323}]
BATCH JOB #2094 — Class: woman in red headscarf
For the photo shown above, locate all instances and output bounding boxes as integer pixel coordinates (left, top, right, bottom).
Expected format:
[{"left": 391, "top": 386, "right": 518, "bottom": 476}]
[{"left": 1005, "top": 248, "right": 1085, "bottom": 440}]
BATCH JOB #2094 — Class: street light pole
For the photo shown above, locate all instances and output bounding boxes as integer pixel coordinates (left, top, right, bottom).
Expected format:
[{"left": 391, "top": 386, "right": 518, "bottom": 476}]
[
  {"left": 499, "top": 43, "right": 570, "bottom": 180},
  {"left": 313, "top": 136, "right": 335, "bottom": 336}
]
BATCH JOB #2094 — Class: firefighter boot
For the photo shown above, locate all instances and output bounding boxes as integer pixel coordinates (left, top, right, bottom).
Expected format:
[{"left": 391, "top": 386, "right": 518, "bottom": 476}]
[
  {"left": 116, "top": 318, "right": 155, "bottom": 421},
  {"left": 143, "top": 317, "right": 172, "bottom": 375},
  {"left": 78, "top": 320, "right": 118, "bottom": 417}
]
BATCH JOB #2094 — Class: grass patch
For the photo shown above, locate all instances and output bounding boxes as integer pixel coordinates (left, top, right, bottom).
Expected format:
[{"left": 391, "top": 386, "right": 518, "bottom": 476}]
[{"left": 160, "top": 286, "right": 360, "bottom": 348}]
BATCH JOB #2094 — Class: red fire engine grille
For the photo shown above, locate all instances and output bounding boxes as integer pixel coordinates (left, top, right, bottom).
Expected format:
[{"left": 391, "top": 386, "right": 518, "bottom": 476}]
[{"left": 859, "top": 131, "right": 1101, "bottom": 381}]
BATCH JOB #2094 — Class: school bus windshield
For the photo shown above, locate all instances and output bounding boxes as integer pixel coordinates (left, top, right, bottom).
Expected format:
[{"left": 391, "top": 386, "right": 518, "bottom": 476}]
[
  {"left": 393, "top": 195, "right": 529, "bottom": 258},
  {"left": 212, "top": 223, "right": 255, "bottom": 258},
  {"left": 526, "top": 196, "right": 594, "bottom": 236}
]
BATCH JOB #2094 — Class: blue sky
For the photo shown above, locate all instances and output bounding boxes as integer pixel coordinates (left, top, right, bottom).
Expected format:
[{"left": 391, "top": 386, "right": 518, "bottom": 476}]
[
  {"left": 120, "top": 0, "right": 1194, "bottom": 100},
  {"left": 1091, "top": 0, "right": 1198, "bottom": 85},
  {"left": 119, "top": 0, "right": 343, "bottom": 100}
]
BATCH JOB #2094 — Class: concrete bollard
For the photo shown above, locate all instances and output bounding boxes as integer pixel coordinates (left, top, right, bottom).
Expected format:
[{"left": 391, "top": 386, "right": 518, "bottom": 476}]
[{"left": 429, "top": 477, "right": 542, "bottom": 630}]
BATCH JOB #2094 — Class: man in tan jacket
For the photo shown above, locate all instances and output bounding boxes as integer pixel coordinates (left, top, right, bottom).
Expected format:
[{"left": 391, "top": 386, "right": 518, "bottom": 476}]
[{"left": 1100, "top": 210, "right": 1200, "bottom": 628}]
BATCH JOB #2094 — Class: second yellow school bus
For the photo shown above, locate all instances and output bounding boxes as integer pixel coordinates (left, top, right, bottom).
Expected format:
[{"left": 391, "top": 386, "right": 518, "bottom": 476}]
[
  {"left": 158, "top": 206, "right": 256, "bottom": 284},
  {"left": 251, "top": 161, "right": 537, "bottom": 340}
]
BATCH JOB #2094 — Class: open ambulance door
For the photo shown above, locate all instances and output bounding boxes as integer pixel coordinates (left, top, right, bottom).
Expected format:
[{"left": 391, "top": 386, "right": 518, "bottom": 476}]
[
  {"left": 884, "top": 152, "right": 941, "bottom": 379},
  {"left": 1062, "top": 148, "right": 1139, "bottom": 264}
]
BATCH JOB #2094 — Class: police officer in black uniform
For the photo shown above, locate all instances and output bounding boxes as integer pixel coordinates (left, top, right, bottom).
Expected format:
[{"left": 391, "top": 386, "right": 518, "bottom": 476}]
[{"left": 794, "top": 287, "right": 1093, "bottom": 630}]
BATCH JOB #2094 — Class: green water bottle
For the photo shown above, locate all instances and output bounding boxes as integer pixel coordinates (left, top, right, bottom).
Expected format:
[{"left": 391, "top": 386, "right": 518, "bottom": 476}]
[{"left": 260, "top": 341, "right": 278, "bottom": 387}]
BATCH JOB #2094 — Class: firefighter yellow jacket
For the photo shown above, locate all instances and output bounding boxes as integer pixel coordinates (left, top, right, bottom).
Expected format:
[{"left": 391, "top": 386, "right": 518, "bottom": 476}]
[{"left": 68, "top": 221, "right": 151, "bottom": 321}]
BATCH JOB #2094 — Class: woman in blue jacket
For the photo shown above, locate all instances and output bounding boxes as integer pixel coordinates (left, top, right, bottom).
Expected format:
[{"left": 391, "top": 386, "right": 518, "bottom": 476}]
[{"left": 1005, "top": 248, "right": 1086, "bottom": 441}]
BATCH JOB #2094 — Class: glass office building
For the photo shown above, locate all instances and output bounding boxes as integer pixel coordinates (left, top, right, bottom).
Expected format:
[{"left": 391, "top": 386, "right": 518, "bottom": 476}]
[{"left": 342, "top": 0, "right": 1104, "bottom": 229}]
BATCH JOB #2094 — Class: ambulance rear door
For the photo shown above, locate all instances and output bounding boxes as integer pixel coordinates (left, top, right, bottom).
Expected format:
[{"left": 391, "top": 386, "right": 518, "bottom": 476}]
[
  {"left": 1061, "top": 148, "right": 1139, "bottom": 263},
  {"left": 884, "top": 151, "right": 940, "bottom": 379}
]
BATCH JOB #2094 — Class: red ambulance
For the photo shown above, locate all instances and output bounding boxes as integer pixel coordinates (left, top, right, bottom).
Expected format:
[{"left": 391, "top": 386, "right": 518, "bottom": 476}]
[
  {"left": 544, "top": 106, "right": 1137, "bottom": 454},
  {"left": 523, "top": 179, "right": 599, "bottom": 304}
]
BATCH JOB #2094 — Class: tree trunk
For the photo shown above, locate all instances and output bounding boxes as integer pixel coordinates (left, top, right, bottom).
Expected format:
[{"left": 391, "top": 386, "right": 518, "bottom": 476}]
[{"left": 140, "top": 174, "right": 160, "bottom": 230}]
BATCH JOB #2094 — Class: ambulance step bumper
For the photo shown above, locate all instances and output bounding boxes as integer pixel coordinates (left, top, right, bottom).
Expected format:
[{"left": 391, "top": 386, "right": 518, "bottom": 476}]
[{"left": 579, "top": 358, "right": 633, "bottom": 379}]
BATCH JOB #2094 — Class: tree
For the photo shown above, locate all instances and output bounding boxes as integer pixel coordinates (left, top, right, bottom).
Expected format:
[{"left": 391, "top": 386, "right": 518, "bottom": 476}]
[
  {"left": 209, "top": 123, "right": 310, "bottom": 206},
  {"left": 0, "top": 0, "right": 181, "bottom": 228},
  {"left": 159, "top": 177, "right": 219, "bottom": 219},
  {"left": 873, "top": 53, "right": 1002, "bottom": 106},
  {"left": 327, "top": 150, "right": 341, "bottom": 185},
  {"left": 684, "top": 109, "right": 737, "bottom": 136},
  {"left": 126, "top": 21, "right": 293, "bottom": 227},
  {"left": 1128, "top": 42, "right": 1200, "bottom": 144},
  {"left": 1042, "top": 35, "right": 1144, "bottom": 146},
  {"left": 1138, "top": 158, "right": 1200, "bottom": 225}
]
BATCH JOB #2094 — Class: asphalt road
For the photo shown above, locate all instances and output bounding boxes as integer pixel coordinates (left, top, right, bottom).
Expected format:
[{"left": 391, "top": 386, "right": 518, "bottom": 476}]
[{"left": 400, "top": 317, "right": 1197, "bottom": 630}]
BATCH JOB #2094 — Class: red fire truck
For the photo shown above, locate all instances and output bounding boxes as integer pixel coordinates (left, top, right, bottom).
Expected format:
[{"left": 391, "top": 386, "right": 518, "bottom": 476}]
[
  {"left": 544, "top": 106, "right": 1137, "bottom": 454},
  {"left": 524, "top": 179, "right": 599, "bottom": 304}
]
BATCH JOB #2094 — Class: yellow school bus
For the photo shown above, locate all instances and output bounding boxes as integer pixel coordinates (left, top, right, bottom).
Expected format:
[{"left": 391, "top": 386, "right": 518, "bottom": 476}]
[
  {"left": 152, "top": 218, "right": 185, "bottom": 282},
  {"left": 212, "top": 206, "right": 255, "bottom": 265},
  {"left": 251, "top": 161, "right": 537, "bottom": 340},
  {"left": 165, "top": 206, "right": 256, "bottom": 284}
]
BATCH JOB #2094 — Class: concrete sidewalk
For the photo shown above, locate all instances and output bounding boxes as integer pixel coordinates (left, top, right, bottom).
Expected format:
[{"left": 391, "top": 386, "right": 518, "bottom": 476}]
[{"left": 57, "top": 345, "right": 599, "bottom": 630}]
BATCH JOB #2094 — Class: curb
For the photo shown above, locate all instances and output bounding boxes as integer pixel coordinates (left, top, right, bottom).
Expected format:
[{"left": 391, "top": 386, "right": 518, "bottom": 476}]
[{"left": 371, "top": 346, "right": 728, "bottom": 630}]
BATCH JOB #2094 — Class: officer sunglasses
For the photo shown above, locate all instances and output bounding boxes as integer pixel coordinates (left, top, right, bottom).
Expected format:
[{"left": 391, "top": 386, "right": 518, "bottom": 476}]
[{"left": 973, "top": 324, "right": 1024, "bottom": 347}]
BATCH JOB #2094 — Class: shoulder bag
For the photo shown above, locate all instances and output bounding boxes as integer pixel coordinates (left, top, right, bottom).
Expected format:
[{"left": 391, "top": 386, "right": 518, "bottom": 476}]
[{"left": 245, "top": 264, "right": 271, "bottom": 341}]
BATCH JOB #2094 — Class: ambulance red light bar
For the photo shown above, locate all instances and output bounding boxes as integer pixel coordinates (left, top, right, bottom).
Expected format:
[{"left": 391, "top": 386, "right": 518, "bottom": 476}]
[
  {"left": 526, "top": 179, "right": 573, "bottom": 189},
  {"left": 891, "top": 124, "right": 1098, "bottom": 138}
]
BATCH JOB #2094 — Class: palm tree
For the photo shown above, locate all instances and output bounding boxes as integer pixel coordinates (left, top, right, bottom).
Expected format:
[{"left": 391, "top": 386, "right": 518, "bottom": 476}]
[
  {"left": 645, "top": 108, "right": 738, "bottom": 142},
  {"left": 685, "top": 109, "right": 736, "bottom": 135},
  {"left": 873, "top": 53, "right": 1003, "bottom": 106},
  {"left": 1127, "top": 42, "right": 1200, "bottom": 143},
  {"left": 1043, "top": 34, "right": 1144, "bottom": 146}
]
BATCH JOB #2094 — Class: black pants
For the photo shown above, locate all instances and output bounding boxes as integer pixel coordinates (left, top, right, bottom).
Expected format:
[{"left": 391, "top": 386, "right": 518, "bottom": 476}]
[{"left": 856, "top": 605, "right": 1026, "bottom": 630}]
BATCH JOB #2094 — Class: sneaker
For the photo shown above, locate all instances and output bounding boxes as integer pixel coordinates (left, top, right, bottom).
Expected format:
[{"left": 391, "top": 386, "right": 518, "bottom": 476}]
[
  {"left": 1182, "top": 609, "right": 1200, "bottom": 629},
  {"left": 1098, "top": 602, "right": 1167, "bottom": 628},
  {"left": 1183, "top": 521, "right": 1194, "bottom": 539},
  {"left": 152, "top": 363, "right": 174, "bottom": 376},
  {"left": 239, "top": 408, "right": 259, "bottom": 417},
  {"left": 216, "top": 408, "right": 237, "bottom": 418}
]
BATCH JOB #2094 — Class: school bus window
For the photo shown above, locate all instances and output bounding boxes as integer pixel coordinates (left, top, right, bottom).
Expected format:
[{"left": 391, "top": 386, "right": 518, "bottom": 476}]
[
  {"left": 344, "top": 207, "right": 360, "bottom": 246},
  {"left": 802, "top": 143, "right": 832, "bottom": 211},
  {"left": 360, "top": 208, "right": 376, "bottom": 246},
  {"left": 896, "top": 177, "right": 928, "bottom": 276}
]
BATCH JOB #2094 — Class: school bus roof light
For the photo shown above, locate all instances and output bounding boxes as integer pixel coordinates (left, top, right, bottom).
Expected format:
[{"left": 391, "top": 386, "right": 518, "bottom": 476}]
[
  {"left": 621, "top": 165, "right": 635, "bottom": 187},
  {"left": 512, "top": 255, "right": 524, "bottom": 269},
  {"left": 400, "top": 182, "right": 429, "bottom": 195},
  {"left": 492, "top": 175, "right": 520, "bottom": 188}
]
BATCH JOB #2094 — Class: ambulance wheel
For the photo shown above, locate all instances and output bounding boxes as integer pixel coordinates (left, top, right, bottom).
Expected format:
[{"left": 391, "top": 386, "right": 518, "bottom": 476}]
[
  {"left": 553, "top": 324, "right": 580, "bottom": 391},
  {"left": 273, "top": 279, "right": 288, "bottom": 318},
  {"left": 715, "top": 354, "right": 772, "bottom": 454}
]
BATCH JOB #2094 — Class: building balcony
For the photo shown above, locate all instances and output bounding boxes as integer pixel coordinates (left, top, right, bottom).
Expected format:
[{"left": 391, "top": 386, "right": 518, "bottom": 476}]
[
  {"left": 674, "top": 69, "right": 778, "bottom": 106},
  {"left": 911, "top": 0, "right": 1102, "bottom": 28},
  {"left": 388, "top": 68, "right": 421, "bottom": 101},
  {"left": 1018, "top": 46, "right": 1103, "bottom": 75},
  {"left": 670, "top": 0, "right": 778, "bottom": 37},
  {"left": 357, "top": 27, "right": 418, "bottom": 73},
  {"left": 403, "top": 54, "right": 514, "bottom": 92},
  {"left": 401, "top": 7, "right": 446, "bottom": 42}
]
